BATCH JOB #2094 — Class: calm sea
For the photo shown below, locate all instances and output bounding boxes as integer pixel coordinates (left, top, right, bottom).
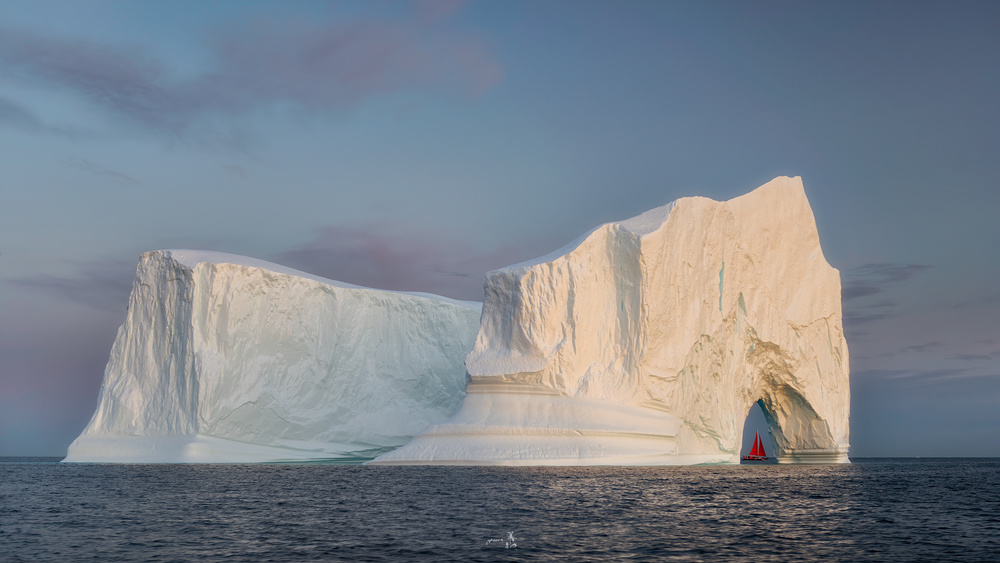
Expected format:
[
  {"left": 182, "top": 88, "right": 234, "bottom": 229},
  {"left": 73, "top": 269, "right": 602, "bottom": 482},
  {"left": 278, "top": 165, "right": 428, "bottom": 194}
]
[{"left": 2, "top": 458, "right": 998, "bottom": 562}]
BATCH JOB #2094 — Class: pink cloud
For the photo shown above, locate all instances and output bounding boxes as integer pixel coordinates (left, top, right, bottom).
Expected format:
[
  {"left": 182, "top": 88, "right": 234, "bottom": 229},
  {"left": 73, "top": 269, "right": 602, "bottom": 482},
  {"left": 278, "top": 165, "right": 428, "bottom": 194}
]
[
  {"left": 205, "top": 16, "right": 502, "bottom": 110},
  {"left": 273, "top": 224, "right": 540, "bottom": 301},
  {"left": 0, "top": 9, "right": 502, "bottom": 135}
]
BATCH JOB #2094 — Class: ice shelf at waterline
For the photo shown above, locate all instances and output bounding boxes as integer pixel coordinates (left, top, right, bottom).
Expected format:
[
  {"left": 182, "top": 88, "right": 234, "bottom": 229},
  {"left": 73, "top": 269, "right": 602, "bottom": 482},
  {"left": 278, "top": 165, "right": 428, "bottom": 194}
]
[
  {"left": 373, "top": 176, "right": 850, "bottom": 465},
  {"left": 65, "top": 250, "right": 482, "bottom": 463}
]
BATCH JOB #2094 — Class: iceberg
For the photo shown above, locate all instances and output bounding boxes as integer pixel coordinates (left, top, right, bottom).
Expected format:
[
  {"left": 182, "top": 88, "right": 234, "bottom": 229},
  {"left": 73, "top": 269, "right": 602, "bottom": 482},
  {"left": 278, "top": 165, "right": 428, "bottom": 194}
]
[
  {"left": 373, "top": 177, "right": 850, "bottom": 465},
  {"left": 65, "top": 250, "right": 482, "bottom": 463}
]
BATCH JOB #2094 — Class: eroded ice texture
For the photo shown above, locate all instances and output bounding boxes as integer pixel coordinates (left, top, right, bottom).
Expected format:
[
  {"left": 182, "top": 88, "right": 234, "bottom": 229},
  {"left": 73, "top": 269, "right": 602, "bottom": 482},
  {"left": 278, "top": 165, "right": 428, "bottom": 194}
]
[
  {"left": 374, "top": 177, "right": 850, "bottom": 465},
  {"left": 65, "top": 251, "right": 481, "bottom": 463}
]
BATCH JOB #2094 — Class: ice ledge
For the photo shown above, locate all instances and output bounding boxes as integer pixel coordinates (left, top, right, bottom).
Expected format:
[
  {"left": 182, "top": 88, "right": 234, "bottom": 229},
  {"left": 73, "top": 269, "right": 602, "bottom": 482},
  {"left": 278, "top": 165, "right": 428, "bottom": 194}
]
[
  {"left": 161, "top": 249, "right": 482, "bottom": 310},
  {"left": 776, "top": 449, "right": 851, "bottom": 464},
  {"left": 65, "top": 435, "right": 398, "bottom": 464}
]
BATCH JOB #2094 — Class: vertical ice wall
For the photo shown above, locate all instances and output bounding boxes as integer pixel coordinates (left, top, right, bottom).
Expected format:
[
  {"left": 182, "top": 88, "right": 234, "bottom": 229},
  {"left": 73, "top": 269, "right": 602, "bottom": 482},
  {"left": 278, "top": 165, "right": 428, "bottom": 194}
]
[
  {"left": 374, "top": 177, "right": 850, "bottom": 465},
  {"left": 65, "top": 250, "right": 482, "bottom": 463}
]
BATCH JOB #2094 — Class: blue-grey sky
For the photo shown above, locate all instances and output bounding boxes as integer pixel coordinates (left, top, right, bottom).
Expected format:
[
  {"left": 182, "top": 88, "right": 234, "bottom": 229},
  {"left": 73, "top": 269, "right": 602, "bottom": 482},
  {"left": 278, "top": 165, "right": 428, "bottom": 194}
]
[{"left": 1, "top": 0, "right": 997, "bottom": 457}]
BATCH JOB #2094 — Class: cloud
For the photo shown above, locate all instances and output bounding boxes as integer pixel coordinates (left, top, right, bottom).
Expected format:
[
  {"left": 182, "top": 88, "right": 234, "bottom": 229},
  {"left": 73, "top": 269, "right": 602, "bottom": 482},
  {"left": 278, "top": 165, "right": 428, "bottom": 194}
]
[
  {"left": 0, "top": 95, "right": 78, "bottom": 136},
  {"left": 953, "top": 292, "right": 1000, "bottom": 310},
  {"left": 842, "top": 299, "right": 897, "bottom": 328},
  {"left": 0, "top": 95, "right": 44, "bottom": 130},
  {"left": 64, "top": 158, "right": 143, "bottom": 186},
  {"left": 953, "top": 354, "right": 993, "bottom": 361},
  {"left": 851, "top": 368, "right": 908, "bottom": 381},
  {"left": 0, "top": 26, "right": 176, "bottom": 129},
  {"left": 841, "top": 263, "right": 931, "bottom": 301},
  {"left": 900, "top": 341, "right": 945, "bottom": 354},
  {"left": 272, "top": 224, "right": 537, "bottom": 301},
  {"left": 841, "top": 264, "right": 932, "bottom": 335},
  {"left": 0, "top": 11, "right": 501, "bottom": 137},
  {"left": 853, "top": 367, "right": 982, "bottom": 385},
  {"left": 6, "top": 258, "right": 136, "bottom": 313},
  {"left": 887, "top": 368, "right": 979, "bottom": 383}
]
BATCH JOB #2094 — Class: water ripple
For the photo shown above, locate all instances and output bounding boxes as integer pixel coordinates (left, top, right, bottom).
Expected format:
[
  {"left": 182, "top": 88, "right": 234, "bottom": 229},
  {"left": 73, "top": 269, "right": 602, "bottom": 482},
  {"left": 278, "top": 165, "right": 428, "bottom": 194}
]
[{"left": 1, "top": 459, "right": 998, "bottom": 561}]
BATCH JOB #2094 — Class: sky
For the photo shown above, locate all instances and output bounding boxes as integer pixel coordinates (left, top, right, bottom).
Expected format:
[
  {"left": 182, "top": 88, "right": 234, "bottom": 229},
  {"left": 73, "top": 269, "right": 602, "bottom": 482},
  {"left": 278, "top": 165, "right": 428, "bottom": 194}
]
[{"left": 1, "top": 0, "right": 998, "bottom": 457}]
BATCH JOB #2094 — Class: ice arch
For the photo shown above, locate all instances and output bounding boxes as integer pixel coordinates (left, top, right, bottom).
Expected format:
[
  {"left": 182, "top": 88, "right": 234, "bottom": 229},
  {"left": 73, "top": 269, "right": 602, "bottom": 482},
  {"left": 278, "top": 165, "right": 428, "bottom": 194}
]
[
  {"left": 374, "top": 177, "right": 850, "bottom": 465},
  {"left": 740, "top": 401, "right": 773, "bottom": 461}
]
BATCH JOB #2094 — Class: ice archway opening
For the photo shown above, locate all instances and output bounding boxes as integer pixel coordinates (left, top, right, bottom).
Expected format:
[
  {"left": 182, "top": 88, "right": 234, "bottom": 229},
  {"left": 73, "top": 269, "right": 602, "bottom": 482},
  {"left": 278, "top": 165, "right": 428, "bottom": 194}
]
[{"left": 740, "top": 400, "right": 777, "bottom": 464}]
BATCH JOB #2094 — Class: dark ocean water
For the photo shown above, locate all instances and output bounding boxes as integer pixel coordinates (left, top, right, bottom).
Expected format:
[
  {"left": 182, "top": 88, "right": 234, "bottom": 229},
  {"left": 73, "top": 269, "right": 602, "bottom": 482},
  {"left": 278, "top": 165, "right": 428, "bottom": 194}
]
[{"left": 2, "top": 458, "right": 998, "bottom": 562}]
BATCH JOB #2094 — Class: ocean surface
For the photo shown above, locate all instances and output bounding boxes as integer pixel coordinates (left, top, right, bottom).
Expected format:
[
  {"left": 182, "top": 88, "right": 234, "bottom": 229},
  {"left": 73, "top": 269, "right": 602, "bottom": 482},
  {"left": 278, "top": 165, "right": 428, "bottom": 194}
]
[{"left": 2, "top": 458, "right": 998, "bottom": 562}]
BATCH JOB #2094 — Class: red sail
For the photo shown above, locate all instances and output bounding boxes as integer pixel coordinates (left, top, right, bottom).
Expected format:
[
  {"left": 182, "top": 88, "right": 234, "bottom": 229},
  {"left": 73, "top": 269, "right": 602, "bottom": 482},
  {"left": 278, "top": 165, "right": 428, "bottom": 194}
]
[{"left": 750, "top": 430, "right": 766, "bottom": 457}]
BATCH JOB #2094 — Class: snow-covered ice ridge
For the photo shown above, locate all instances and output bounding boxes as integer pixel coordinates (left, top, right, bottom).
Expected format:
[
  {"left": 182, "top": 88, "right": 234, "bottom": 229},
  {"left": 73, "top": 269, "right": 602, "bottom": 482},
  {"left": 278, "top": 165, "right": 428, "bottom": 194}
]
[
  {"left": 373, "top": 176, "right": 850, "bottom": 465},
  {"left": 65, "top": 250, "right": 482, "bottom": 463}
]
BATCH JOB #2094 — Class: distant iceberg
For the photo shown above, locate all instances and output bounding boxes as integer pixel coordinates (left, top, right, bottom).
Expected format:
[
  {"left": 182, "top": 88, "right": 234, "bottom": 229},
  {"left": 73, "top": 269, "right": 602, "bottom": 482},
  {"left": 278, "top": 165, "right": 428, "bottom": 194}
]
[
  {"left": 65, "top": 250, "right": 481, "bottom": 463},
  {"left": 373, "top": 176, "right": 850, "bottom": 465}
]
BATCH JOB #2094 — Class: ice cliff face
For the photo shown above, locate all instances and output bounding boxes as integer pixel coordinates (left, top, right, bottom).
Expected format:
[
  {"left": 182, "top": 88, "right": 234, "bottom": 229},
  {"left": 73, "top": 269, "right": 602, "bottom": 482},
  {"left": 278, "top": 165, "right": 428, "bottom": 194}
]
[
  {"left": 374, "top": 176, "right": 850, "bottom": 465},
  {"left": 66, "top": 177, "right": 849, "bottom": 465},
  {"left": 65, "top": 250, "right": 481, "bottom": 463}
]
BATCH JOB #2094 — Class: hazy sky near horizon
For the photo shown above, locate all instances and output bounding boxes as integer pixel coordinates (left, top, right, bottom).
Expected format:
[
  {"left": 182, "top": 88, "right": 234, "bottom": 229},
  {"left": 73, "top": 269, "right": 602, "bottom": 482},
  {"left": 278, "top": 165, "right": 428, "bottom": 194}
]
[{"left": 1, "top": 0, "right": 998, "bottom": 457}]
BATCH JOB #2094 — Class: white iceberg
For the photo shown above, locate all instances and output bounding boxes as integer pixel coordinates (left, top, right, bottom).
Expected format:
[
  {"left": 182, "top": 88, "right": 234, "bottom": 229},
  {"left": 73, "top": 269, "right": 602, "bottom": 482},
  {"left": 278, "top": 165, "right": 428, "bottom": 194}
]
[
  {"left": 65, "top": 250, "right": 482, "bottom": 463},
  {"left": 373, "top": 176, "right": 850, "bottom": 465}
]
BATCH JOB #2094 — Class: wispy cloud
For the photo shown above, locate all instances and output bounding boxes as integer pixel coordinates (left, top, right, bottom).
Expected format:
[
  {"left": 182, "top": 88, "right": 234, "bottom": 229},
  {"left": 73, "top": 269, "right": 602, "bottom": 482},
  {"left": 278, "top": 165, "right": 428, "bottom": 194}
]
[
  {"left": 885, "top": 368, "right": 979, "bottom": 383},
  {"left": 63, "top": 158, "right": 143, "bottom": 186},
  {"left": 0, "top": 95, "right": 77, "bottom": 136},
  {"left": 0, "top": 9, "right": 501, "bottom": 138},
  {"left": 952, "top": 292, "right": 1000, "bottom": 310},
  {"left": 901, "top": 341, "right": 945, "bottom": 354},
  {"left": 843, "top": 300, "right": 897, "bottom": 327},
  {"left": 853, "top": 367, "right": 985, "bottom": 385},
  {"left": 0, "top": 95, "right": 44, "bottom": 130},
  {"left": 273, "top": 224, "right": 537, "bottom": 301},
  {"left": 953, "top": 354, "right": 994, "bottom": 361},
  {"left": 841, "top": 263, "right": 931, "bottom": 301},
  {"left": 854, "top": 338, "right": 950, "bottom": 360},
  {"left": 6, "top": 258, "right": 136, "bottom": 313},
  {"left": 841, "top": 264, "right": 932, "bottom": 337}
]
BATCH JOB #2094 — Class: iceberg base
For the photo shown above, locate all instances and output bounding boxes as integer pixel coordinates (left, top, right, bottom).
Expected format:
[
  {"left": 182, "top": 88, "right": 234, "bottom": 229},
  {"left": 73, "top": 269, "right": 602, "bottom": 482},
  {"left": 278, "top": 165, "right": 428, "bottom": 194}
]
[
  {"left": 64, "top": 435, "right": 399, "bottom": 464},
  {"left": 776, "top": 449, "right": 851, "bottom": 464},
  {"left": 371, "top": 383, "right": 735, "bottom": 466}
]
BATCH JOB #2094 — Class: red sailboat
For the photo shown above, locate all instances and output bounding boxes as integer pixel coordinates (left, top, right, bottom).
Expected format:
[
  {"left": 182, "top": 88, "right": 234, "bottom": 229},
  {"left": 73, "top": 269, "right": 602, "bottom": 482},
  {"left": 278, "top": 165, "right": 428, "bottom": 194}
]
[{"left": 742, "top": 430, "right": 769, "bottom": 461}]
